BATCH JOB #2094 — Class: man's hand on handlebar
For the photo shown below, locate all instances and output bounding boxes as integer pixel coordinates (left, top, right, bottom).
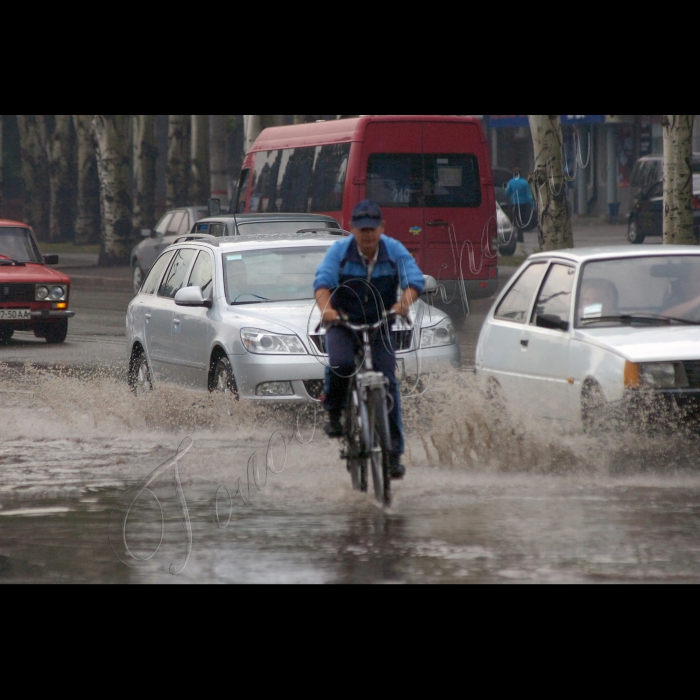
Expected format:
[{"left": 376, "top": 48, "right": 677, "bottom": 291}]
[
  {"left": 390, "top": 302, "right": 410, "bottom": 318},
  {"left": 322, "top": 308, "right": 340, "bottom": 324},
  {"left": 392, "top": 287, "right": 420, "bottom": 318}
]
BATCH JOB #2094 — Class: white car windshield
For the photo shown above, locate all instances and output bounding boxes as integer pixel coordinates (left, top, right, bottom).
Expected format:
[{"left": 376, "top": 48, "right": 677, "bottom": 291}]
[
  {"left": 224, "top": 246, "right": 328, "bottom": 304},
  {"left": 0, "top": 227, "right": 42, "bottom": 263},
  {"left": 578, "top": 255, "right": 700, "bottom": 326}
]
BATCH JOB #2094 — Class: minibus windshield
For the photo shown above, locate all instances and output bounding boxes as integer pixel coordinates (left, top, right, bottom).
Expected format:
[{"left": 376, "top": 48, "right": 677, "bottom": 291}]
[{"left": 366, "top": 153, "right": 481, "bottom": 208}]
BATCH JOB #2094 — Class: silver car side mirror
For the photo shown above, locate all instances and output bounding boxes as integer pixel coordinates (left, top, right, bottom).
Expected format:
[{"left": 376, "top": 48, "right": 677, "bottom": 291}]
[
  {"left": 422, "top": 275, "right": 439, "bottom": 296},
  {"left": 174, "top": 286, "right": 212, "bottom": 308}
]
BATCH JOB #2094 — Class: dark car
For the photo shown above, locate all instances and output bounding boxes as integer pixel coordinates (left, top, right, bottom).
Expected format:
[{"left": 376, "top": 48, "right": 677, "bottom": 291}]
[
  {"left": 131, "top": 207, "right": 209, "bottom": 293},
  {"left": 190, "top": 212, "right": 343, "bottom": 239},
  {"left": 131, "top": 212, "right": 344, "bottom": 295},
  {"left": 628, "top": 155, "right": 700, "bottom": 244}
]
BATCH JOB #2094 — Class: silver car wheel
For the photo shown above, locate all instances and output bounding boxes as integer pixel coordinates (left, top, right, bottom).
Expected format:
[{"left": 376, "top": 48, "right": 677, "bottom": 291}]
[
  {"left": 130, "top": 354, "right": 152, "bottom": 396},
  {"left": 212, "top": 357, "right": 237, "bottom": 397}
]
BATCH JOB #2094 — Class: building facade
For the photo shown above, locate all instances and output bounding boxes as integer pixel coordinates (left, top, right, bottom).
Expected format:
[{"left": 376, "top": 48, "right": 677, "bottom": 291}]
[{"left": 485, "top": 115, "right": 700, "bottom": 220}]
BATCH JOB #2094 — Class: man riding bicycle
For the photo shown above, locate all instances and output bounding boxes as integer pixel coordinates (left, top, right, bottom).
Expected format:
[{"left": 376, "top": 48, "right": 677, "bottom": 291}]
[{"left": 314, "top": 200, "right": 425, "bottom": 480}]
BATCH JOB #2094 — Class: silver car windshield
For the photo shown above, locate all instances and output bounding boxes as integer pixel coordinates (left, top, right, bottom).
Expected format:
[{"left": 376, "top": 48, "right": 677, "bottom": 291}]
[
  {"left": 224, "top": 247, "right": 329, "bottom": 304},
  {"left": 0, "top": 227, "right": 42, "bottom": 263},
  {"left": 236, "top": 221, "right": 334, "bottom": 236},
  {"left": 578, "top": 255, "right": 700, "bottom": 327}
]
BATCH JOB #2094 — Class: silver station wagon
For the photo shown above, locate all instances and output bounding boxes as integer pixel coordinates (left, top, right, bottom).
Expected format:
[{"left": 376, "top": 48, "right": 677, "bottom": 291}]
[{"left": 126, "top": 232, "right": 460, "bottom": 400}]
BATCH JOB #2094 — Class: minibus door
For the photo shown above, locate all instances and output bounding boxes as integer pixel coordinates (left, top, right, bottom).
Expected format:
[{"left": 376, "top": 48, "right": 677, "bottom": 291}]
[
  {"left": 422, "top": 122, "right": 486, "bottom": 288},
  {"left": 361, "top": 121, "right": 425, "bottom": 271}
]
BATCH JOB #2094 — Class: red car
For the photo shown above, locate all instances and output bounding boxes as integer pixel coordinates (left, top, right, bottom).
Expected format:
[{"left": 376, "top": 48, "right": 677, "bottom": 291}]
[{"left": 0, "top": 219, "right": 74, "bottom": 344}]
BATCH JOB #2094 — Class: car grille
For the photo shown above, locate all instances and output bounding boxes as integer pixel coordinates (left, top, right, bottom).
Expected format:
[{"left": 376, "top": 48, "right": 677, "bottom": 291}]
[
  {"left": 1, "top": 284, "right": 35, "bottom": 303},
  {"left": 303, "top": 380, "right": 325, "bottom": 400},
  {"left": 392, "top": 329, "right": 413, "bottom": 351},
  {"left": 308, "top": 330, "right": 413, "bottom": 355},
  {"left": 683, "top": 361, "right": 700, "bottom": 388}
]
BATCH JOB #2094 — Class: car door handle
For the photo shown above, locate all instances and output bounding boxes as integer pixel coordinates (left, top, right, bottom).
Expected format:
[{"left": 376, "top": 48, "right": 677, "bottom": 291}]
[
  {"left": 426, "top": 221, "right": 449, "bottom": 227},
  {"left": 173, "top": 319, "right": 180, "bottom": 326},
  {"left": 520, "top": 339, "right": 529, "bottom": 347},
  {"left": 145, "top": 313, "right": 152, "bottom": 320}
]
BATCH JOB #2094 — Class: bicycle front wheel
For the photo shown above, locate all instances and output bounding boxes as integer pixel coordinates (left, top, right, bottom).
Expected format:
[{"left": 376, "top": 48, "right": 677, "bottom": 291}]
[
  {"left": 346, "top": 387, "right": 367, "bottom": 492},
  {"left": 368, "top": 389, "right": 391, "bottom": 507}
]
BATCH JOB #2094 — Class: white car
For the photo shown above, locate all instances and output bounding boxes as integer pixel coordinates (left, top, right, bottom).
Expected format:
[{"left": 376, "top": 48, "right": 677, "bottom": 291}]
[
  {"left": 476, "top": 246, "right": 700, "bottom": 431},
  {"left": 126, "top": 232, "right": 460, "bottom": 400}
]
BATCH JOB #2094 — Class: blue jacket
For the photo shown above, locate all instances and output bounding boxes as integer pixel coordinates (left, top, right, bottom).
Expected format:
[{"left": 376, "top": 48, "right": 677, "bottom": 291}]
[
  {"left": 314, "top": 235, "right": 425, "bottom": 323},
  {"left": 504, "top": 177, "right": 534, "bottom": 206}
]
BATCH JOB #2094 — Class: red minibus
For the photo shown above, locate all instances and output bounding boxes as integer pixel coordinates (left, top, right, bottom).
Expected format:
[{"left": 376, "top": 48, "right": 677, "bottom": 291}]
[{"left": 235, "top": 115, "right": 499, "bottom": 302}]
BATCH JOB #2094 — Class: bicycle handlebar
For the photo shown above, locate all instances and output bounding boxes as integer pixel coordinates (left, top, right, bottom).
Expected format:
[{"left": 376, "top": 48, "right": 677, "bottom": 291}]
[{"left": 324, "top": 309, "right": 411, "bottom": 333}]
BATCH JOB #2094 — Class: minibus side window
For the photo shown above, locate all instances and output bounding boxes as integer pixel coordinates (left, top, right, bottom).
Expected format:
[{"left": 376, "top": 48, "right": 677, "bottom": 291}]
[
  {"left": 250, "top": 150, "right": 283, "bottom": 213},
  {"left": 252, "top": 144, "right": 351, "bottom": 214},
  {"left": 278, "top": 147, "right": 315, "bottom": 212},
  {"left": 309, "top": 144, "right": 350, "bottom": 212},
  {"left": 235, "top": 169, "right": 251, "bottom": 213}
]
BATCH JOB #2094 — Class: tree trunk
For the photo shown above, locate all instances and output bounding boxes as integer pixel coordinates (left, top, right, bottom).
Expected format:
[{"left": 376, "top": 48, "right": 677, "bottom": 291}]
[
  {"left": 190, "top": 115, "right": 210, "bottom": 206},
  {"left": 663, "top": 115, "right": 696, "bottom": 245},
  {"left": 16, "top": 116, "right": 50, "bottom": 240},
  {"left": 93, "top": 115, "right": 133, "bottom": 265},
  {"left": 132, "top": 115, "right": 157, "bottom": 234},
  {"left": 210, "top": 115, "right": 227, "bottom": 203},
  {"left": 528, "top": 115, "right": 574, "bottom": 251},
  {"left": 167, "top": 115, "right": 190, "bottom": 208},
  {"left": 72, "top": 115, "right": 102, "bottom": 244},
  {"left": 243, "top": 115, "right": 284, "bottom": 154},
  {"left": 45, "top": 115, "right": 75, "bottom": 242}
]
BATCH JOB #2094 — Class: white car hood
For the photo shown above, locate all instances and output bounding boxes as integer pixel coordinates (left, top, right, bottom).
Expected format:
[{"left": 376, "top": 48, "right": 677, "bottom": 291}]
[{"left": 575, "top": 325, "right": 700, "bottom": 363}]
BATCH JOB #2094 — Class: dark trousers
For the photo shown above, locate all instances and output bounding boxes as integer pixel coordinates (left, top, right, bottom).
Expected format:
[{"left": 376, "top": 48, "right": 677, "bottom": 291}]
[
  {"left": 323, "top": 325, "right": 404, "bottom": 456},
  {"left": 513, "top": 203, "right": 533, "bottom": 243}
]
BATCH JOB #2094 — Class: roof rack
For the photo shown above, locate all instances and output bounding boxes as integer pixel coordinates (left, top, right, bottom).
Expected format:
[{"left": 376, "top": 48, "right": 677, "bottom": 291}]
[{"left": 172, "top": 234, "right": 220, "bottom": 246}]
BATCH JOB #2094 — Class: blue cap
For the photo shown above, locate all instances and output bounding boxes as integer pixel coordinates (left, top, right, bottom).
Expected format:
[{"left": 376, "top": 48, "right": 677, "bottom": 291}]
[{"left": 351, "top": 200, "right": 383, "bottom": 230}]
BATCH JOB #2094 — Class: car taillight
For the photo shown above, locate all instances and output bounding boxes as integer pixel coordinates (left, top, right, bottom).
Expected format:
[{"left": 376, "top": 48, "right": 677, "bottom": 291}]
[{"left": 693, "top": 196, "right": 700, "bottom": 211}]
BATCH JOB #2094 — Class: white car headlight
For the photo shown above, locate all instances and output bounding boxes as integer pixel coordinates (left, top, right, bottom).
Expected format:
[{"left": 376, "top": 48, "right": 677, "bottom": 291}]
[
  {"left": 639, "top": 362, "right": 689, "bottom": 389},
  {"left": 35, "top": 285, "right": 49, "bottom": 301},
  {"left": 49, "top": 285, "right": 66, "bottom": 301},
  {"left": 241, "top": 328, "right": 307, "bottom": 355},
  {"left": 420, "top": 318, "right": 456, "bottom": 348}
]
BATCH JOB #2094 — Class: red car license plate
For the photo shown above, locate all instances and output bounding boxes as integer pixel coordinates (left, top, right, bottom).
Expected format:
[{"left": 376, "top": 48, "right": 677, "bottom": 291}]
[{"left": 0, "top": 308, "right": 31, "bottom": 320}]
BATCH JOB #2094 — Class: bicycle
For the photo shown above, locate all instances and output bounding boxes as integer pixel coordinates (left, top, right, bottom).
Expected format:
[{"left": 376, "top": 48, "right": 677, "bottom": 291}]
[{"left": 326, "top": 310, "right": 407, "bottom": 507}]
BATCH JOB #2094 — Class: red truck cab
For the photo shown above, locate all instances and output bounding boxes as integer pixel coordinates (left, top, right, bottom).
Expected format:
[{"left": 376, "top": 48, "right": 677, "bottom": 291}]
[
  {"left": 0, "top": 220, "right": 75, "bottom": 344},
  {"left": 235, "top": 116, "right": 498, "bottom": 306}
]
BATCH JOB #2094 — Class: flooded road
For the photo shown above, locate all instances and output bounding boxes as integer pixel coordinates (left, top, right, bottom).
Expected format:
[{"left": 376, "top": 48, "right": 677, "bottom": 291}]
[{"left": 2, "top": 362, "right": 700, "bottom": 583}]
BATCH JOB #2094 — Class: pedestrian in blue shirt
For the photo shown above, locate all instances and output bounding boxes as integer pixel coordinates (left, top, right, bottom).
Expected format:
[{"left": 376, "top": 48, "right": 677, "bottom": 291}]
[
  {"left": 504, "top": 168, "right": 535, "bottom": 243},
  {"left": 314, "top": 200, "right": 425, "bottom": 480}
]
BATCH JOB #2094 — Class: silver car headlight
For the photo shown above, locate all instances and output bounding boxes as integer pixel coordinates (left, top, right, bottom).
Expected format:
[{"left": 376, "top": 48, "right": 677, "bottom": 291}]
[
  {"left": 420, "top": 318, "right": 456, "bottom": 348},
  {"left": 35, "top": 285, "right": 49, "bottom": 301},
  {"left": 639, "top": 362, "right": 689, "bottom": 389},
  {"left": 241, "top": 328, "right": 307, "bottom": 355}
]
